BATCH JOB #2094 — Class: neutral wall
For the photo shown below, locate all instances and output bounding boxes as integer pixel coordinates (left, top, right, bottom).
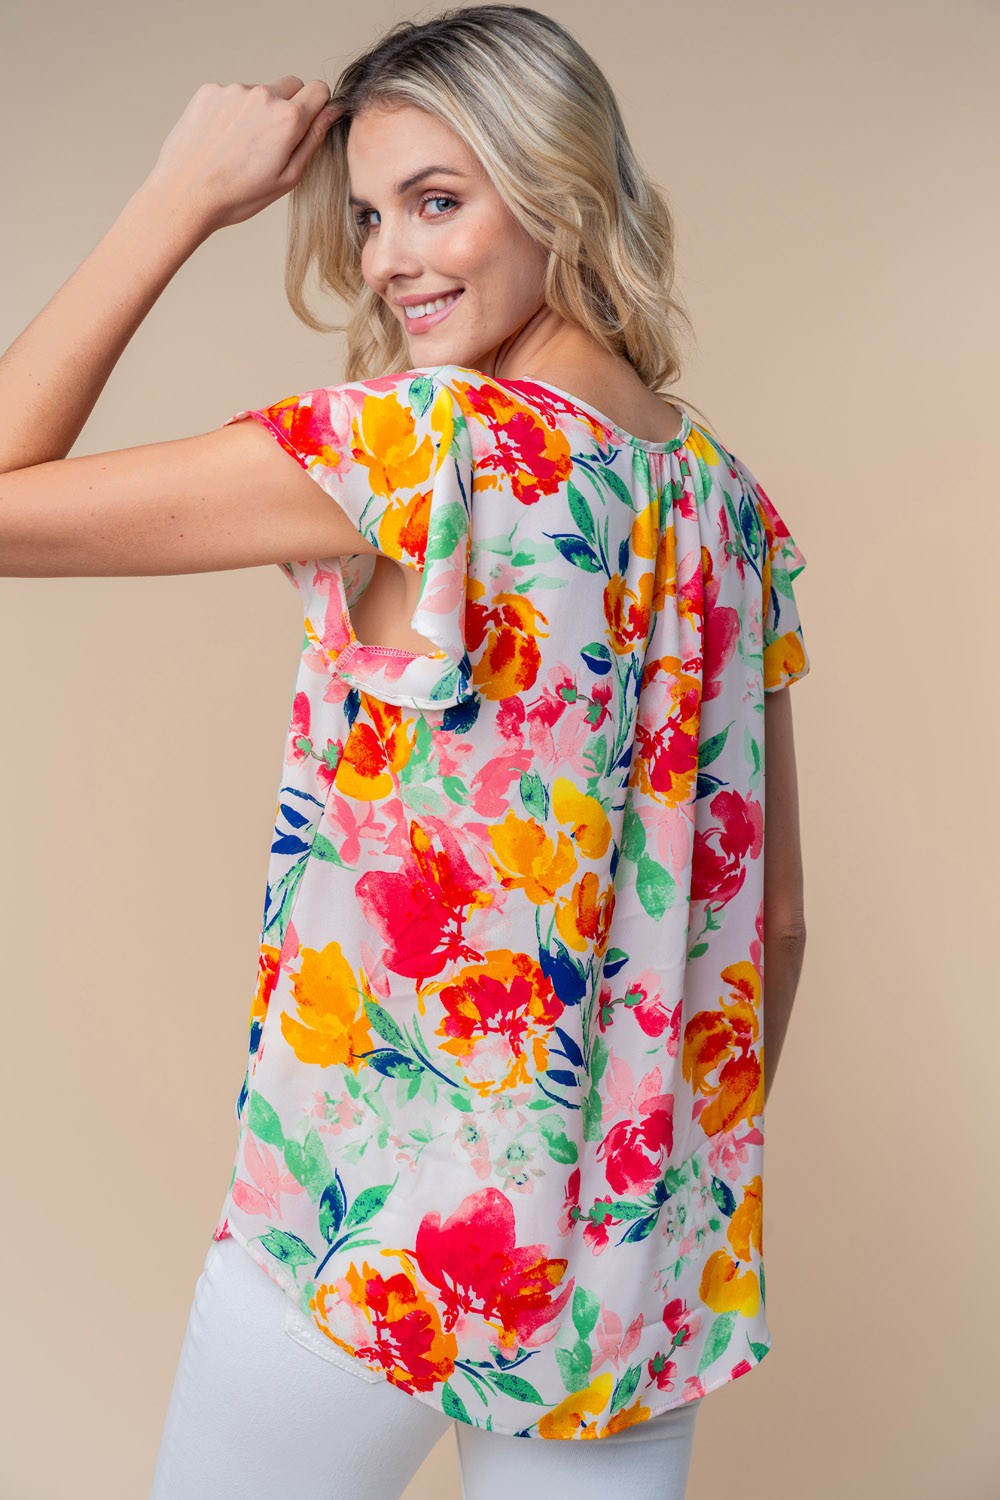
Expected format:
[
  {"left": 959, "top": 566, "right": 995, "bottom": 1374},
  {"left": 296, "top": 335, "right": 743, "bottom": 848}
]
[{"left": 1, "top": 2, "right": 996, "bottom": 1496}]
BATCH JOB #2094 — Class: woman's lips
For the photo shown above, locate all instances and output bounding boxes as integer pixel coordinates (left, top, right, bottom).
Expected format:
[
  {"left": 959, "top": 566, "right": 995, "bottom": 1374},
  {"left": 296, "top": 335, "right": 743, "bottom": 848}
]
[{"left": 401, "top": 290, "right": 464, "bottom": 333}]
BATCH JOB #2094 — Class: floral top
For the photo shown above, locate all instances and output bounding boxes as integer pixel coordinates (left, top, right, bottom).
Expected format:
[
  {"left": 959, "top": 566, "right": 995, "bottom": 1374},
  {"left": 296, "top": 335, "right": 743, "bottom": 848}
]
[{"left": 211, "top": 362, "right": 810, "bottom": 1440}]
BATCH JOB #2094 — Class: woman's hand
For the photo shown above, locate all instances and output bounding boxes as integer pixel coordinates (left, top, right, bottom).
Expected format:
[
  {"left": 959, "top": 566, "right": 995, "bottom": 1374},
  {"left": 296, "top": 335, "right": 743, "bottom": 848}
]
[{"left": 144, "top": 77, "right": 343, "bottom": 235}]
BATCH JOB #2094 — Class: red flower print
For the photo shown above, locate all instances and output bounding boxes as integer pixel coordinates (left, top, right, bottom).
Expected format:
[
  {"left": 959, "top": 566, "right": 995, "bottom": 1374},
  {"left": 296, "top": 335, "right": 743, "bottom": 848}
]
[
  {"left": 356, "top": 819, "right": 487, "bottom": 980},
  {"left": 690, "top": 789, "right": 764, "bottom": 905},
  {"left": 415, "top": 1187, "right": 575, "bottom": 1354}
]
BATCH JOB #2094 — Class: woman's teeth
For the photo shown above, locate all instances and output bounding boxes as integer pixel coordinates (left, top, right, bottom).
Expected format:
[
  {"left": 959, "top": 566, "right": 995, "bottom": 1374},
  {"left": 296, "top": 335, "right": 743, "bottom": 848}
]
[{"left": 404, "top": 292, "right": 462, "bottom": 320}]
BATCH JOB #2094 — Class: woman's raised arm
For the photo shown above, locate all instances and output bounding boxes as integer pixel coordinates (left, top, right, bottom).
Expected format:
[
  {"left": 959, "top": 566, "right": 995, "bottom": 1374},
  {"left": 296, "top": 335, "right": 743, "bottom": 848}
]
[{"left": 0, "top": 78, "right": 349, "bottom": 575}]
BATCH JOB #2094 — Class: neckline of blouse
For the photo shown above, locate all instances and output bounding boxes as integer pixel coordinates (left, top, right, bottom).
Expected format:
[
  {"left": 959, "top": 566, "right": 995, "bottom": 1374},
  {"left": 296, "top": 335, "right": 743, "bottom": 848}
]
[{"left": 428, "top": 363, "right": 693, "bottom": 454}]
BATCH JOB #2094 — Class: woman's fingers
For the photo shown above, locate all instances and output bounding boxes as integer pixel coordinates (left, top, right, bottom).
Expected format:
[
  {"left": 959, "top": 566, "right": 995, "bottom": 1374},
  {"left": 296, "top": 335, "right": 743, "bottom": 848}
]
[{"left": 145, "top": 79, "right": 336, "bottom": 233}]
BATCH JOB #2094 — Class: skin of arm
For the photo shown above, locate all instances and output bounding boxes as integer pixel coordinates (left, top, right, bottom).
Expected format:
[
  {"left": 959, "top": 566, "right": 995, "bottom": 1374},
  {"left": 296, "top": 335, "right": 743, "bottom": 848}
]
[
  {"left": 0, "top": 78, "right": 369, "bottom": 577},
  {"left": 761, "top": 683, "right": 807, "bottom": 1106}
]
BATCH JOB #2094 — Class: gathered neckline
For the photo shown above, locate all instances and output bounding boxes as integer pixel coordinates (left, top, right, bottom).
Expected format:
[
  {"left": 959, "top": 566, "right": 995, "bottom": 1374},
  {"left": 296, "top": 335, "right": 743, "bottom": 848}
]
[{"left": 427, "top": 363, "right": 693, "bottom": 453}]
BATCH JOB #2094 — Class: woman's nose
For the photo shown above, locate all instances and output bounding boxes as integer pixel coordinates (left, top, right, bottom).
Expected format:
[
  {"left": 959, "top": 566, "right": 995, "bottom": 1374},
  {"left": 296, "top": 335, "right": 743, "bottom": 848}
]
[{"left": 365, "top": 217, "right": 421, "bottom": 285}]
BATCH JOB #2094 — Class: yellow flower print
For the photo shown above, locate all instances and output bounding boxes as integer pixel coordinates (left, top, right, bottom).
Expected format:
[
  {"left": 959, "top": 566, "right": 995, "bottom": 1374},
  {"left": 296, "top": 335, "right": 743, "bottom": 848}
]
[
  {"left": 538, "top": 1372, "right": 615, "bottom": 1439},
  {"left": 351, "top": 389, "right": 434, "bottom": 499},
  {"left": 487, "top": 812, "right": 578, "bottom": 905},
  {"left": 552, "top": 777, "right": 612, "bottom": 859},
  {"left": 280, "top": 941, "right": 374, "bottom": 1070},
  {"left": 699, "top": 1249, "right": 760, "bottom": 1317}
]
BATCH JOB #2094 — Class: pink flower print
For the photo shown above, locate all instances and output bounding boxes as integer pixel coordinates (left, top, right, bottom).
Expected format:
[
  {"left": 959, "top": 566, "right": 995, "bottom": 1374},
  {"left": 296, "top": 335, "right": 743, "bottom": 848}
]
[
  {"left": 286, "top": 691, "right": 311, "bottom": 765},
  {"left": 706, "top": 1127, "right": 753, "bottom": 1182},
  {"left": 495, "top": 694, "right": 527, "bottom": 746},
  {"left": 470, "top": 750, "right": 532, "bottom": 817},
  {"left": 647, "top": 1352, "right": 679, "bottom": 1393},
  {"left": 662, "top": 1296, "right": 702, "bottom": 1348},
  {"left": 231, "top": 1133, "right": 306, "bottom": 1219},
  {"left": 557, "top": 1167, "right": 582, "bottom": 1236},
  {"left": 593, "top": 1306, "right": 644, "bottom": 1374},
  {"left": 431, "top": 725, "right": 476, "bottom": 779},
  {"left": 682, "top": 1376, "right": 707, "bottom": 1401}
]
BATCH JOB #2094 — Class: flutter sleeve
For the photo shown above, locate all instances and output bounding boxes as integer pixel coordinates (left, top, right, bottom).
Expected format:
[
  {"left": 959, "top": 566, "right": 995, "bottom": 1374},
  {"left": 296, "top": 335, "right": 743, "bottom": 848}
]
[
  {"left": 221, "top": 369, "right": 477, "bottom": 711},
  {"left": 734, "top": 459, "right": 811, "bottom": 694}
]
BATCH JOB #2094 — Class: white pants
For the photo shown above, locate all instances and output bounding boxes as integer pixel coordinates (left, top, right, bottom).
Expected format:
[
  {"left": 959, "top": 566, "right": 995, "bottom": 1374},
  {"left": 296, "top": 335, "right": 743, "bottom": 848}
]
[{"left": 150, "top": 1233, "right": 702, "bottom": 1500}]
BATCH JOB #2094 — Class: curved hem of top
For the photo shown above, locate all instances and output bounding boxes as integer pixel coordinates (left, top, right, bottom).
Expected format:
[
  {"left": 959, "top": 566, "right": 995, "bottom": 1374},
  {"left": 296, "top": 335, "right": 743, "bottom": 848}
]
[{"left": 216, "top": 1221, "right": 772, "bottom": 1440}]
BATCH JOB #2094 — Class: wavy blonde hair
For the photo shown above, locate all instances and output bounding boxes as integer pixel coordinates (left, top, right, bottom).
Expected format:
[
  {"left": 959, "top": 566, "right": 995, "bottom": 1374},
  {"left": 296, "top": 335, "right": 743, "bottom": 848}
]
[{"left": 286, "top": 4, "right": 710, "bottom": 426}]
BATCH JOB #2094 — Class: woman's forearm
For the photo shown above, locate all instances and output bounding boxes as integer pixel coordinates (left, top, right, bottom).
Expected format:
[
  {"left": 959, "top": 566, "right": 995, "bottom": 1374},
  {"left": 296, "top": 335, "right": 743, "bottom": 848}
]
[
  {"left": 762, "top": 932, "right": 806, "bottom": 1106},
  {"left": 0, "top": 179, "right": 208, "bottom": 476}
]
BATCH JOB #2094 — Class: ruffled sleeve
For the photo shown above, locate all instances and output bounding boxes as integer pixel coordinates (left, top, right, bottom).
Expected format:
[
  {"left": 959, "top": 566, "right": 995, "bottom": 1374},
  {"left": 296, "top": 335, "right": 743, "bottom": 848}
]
[
  {"left": 734, "top": 459, "right": 811, "bottom": 695},
  {"left": 222, "top": 369, "right": 477, "bottom": 712}
]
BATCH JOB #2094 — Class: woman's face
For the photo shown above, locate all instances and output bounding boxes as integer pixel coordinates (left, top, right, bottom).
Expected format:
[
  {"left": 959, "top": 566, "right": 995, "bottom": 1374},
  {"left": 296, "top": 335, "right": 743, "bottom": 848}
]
[{"left": 346, "top": 103, "right": 550, "bottom": 372}]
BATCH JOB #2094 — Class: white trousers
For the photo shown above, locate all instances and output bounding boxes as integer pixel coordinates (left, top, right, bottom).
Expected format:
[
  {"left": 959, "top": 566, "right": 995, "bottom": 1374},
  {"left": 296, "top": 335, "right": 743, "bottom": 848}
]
[{"left": 150, "top": 1233, "right": 702, "bottom": 1500}]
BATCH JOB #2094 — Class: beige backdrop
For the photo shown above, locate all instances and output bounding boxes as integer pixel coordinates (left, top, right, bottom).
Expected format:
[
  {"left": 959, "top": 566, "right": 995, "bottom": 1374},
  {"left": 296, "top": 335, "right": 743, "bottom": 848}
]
[{"left": 2, "top": 1, "right": 997, "bottom": 1496}]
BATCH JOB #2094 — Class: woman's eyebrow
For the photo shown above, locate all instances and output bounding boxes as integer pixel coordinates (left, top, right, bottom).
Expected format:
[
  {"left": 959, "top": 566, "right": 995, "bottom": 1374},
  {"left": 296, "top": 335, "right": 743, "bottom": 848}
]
[{"left": 348, "top": 165, "right": 467, "bottom": 208}]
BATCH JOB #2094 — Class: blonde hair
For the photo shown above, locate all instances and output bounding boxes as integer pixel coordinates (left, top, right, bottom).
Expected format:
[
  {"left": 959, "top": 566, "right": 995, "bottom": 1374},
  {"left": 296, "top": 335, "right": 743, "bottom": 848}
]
[{"left": 286, "top": 4, "right": 711, "bottom": 426}]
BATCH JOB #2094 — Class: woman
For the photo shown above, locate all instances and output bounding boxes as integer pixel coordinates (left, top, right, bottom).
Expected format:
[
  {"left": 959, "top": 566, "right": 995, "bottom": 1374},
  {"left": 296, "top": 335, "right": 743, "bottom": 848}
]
[{"left": 1, "top": 6, "right": 808, "bottom": 1497}]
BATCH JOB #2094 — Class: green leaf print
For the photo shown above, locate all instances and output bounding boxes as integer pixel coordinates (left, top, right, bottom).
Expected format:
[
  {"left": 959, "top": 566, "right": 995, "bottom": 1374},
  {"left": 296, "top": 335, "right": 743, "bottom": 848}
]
[
  {"left": 342, "top": 1181, "right": 394, "bottom": 1232},
  {"left": 710, "top": 1176, "right": 737, "bottom": 1217},
  {"left": 572, "top": 1285, "right": 601, "bottom": 1340},
  {"left": 620, "top": 800, "right": 646, "bottom": 861},
  {"left": 605, "top": 1199, "right": 653, "bottom": 1220},
  {"left": 636, "top": 853, "right": 676, "bottom": 918},
  {"left": 609, "top": 1363, "right": 642, "bottom": 1415},
  {"left": 566, "top": 479, "right": 597, "bottom": 544},
  {"left": 551, "top": 534, "right": 604, "bottom": 572},
  {"left": 310, "top": 832, "right": 346, "bottom": 867},
  {"left": 519, "top": 770, "right": 549, "bottom": 821},
  {"left": 540, "top": 1121, "right": 578, "bottom": 1164},
  {"left": 699, "top": 723, "right": 733, "bottom": 768},
  {"left": 556, "top": 1338, "right": 594, "bottom": 1392},
  {"left": 246, "top": 1091, "right": 285, "bottom": 1147},
  {"left": 442, "top": 775, "right": 470, "bottom": 805},
  {"left": 426, "top": 501, "right": 469, "bottom": 561},
  {"left": 408, "top": 374, "right": 436, "bottom": 417},
  {"left": 363, "top": 998, "right": 408, "bottom": 1052},
  {"left": 318, "top": 1176, "right": 348, "bottom": 1242},
  {"left": 749, "top": 1340, "right": 770, "bottom": 1363},
  {"left": 284, "top": 1128, "right": 335, "bottom": 1200},
  {"left": 255, "top": 1227, "right": 316, "bottom": 1268},
  {"left": 441, "top": 1384, "right": 473, "bottom": 1423},
  {"left": 489, "top": 1370, "right": 545, "bottom": 1404},
  {"left": 582, "top": 1085, "right": 604, "bottom": 1142},
  {"left": 697, "top": 1311, "right": 737, "bottom": 1373}
]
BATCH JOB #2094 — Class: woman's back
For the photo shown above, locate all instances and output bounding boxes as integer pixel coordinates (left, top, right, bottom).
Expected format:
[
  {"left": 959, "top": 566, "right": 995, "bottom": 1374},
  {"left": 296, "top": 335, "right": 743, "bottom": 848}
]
[{"left": 211, "top": 360, "right": 810, "bottom": 1439}]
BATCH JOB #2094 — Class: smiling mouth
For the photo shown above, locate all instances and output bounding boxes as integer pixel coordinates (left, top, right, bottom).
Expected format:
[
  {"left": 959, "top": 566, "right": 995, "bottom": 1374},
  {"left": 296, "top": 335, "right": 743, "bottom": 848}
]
[{"left": 401, "top": 290, "right": 464, "bottom": 329}]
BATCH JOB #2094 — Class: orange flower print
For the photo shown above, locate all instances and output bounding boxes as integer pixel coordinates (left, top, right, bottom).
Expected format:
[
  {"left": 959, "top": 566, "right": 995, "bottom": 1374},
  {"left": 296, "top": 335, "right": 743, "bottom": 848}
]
[
  {"left": 280, "top": 939, "right": 375, "bottom": 1070},
  {"left": 308, "top": 1259, "right": 459, "bottom": 1394},
  {"left": 554, "top": 870, "right": 616, "bottom": 955},
  {"left": 728, "top": 1175, "right": 764, "bottom": 1262},
  {"left": 488, "top": 811, "right": 578, "bottom": 905},
  {"left": 467, "top": 584, "right": 549, "bottom": 700},
  {"left": 350, "top": 388, "right": 435, "bottom": 501},
  {"left": 423, "top": 948, "right": 564, "bottom": 1095},
  {"left": 763, "top": 628, "right": 808, "bottom": 691},
  {"left": 681, "top": 959, "right": 764, "bottom": 1136},
  {"left": 603, "top": 569, "right": 655, "bottom": 656},
  {"left": 537, "top": 1371, "right": 653, "bottom": 1439},
  {"left": 333, "top": 695, "right": 417, "bottom": 802},
  {"left": 414, "top": 1186, "right": 575, "bottom": 1355}
]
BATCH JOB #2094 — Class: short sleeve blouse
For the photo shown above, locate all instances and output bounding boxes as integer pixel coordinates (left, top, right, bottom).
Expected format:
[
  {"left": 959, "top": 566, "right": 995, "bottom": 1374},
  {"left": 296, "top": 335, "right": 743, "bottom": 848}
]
[{"left": 210, "top": 362, "right": 810, "bottom": 1440}]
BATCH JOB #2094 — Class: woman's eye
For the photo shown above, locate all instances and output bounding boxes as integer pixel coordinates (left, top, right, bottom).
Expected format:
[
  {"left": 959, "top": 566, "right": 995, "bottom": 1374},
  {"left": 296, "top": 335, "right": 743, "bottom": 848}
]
[{"left": 353, "top": 194, "right": 458, "bottom": 231}]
